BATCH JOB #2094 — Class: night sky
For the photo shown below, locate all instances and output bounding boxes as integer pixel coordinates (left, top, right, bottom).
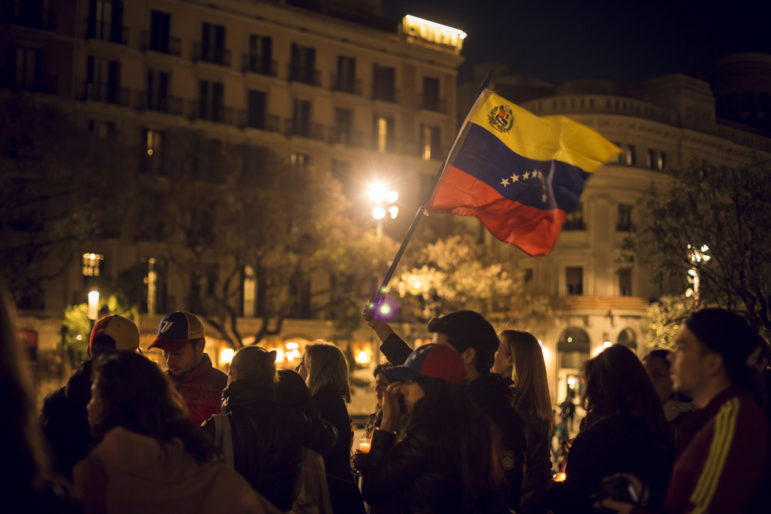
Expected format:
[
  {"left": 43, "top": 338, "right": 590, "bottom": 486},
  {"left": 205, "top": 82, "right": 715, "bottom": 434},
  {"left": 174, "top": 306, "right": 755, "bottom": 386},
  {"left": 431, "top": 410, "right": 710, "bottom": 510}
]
[{"left": 383, "top": 1, "right": 771, "bottom": 84}]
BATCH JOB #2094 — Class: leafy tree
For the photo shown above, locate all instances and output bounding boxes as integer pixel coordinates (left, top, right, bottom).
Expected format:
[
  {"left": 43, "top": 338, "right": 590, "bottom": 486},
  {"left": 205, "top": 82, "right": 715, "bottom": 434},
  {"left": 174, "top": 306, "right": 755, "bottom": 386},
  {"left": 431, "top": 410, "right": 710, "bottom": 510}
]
[
  {"left": 62, "top": 294, "right": 138, "bottom": 366},
  {"left": 632, "top": 159, "right": 771, "bottom": 339},
  {"left": 0, "top": 96, "right": 134, "bottom": 307},
  {"left": 643, "top": 295, "right": 699, "bottom": 350}
]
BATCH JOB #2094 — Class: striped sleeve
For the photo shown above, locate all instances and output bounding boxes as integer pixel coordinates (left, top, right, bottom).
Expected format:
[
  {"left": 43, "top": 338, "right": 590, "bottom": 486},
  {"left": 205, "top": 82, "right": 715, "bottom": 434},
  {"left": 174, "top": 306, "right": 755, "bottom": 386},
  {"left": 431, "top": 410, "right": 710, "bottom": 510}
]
[{"left": 688, "top": 398, "right": 740, "bottom": 513}]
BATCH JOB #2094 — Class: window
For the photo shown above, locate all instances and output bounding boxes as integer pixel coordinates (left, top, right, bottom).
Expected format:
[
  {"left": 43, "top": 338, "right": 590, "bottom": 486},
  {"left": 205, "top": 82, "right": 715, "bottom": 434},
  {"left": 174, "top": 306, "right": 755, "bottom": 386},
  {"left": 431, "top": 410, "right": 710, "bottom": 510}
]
[
  {"left": 619, "top": 268, "right": 632, "bottom": 296},
  {"left": 657, "top": 151, "right": 666, "bottom": 171},
  {"left": 87, "top": 0, "right": 125, "bottom": 44},
  {"left": 292, "top": 99, "right": 311, "bottom": 137},
  {"left": 13, "top": 46, "right": 40, "bottom": 90},
  {"left": 247, "top": 90, "right": 266, "bottom": 129},
  {"left": 523, "top": 268, "right": 534, "bottom": 287},
  {"left": 149, "top": 10, "right": 171, "bottom": 53},
  {"left": 617, "top": 203, "right": 633, "bottom": 232},
  {"left": 422, "top": 77, "right": 440, "bottom": 111},
  {"left": 646, "top": 149, "right": 656, "bottom": 169},
  {"left": 82, "top": 253, "right": 104, "bottom": 277},
  {"left": 86, "top": 57, "right": 121, "bottom": 104},
  {"left": 566, "top": 267, "right": 583, "bottom": 295},
  {"left": 290, "top": 44, "right": 317, "bottom": 85},
  {"left": 290, "top": 152, "right": 310, "bottom": 166},
  {"left": 624, "top": 145, "right": 636, "bottom": 166},
  {"left": 373, "top": 64, "right": 395, "bottom": 102},
  {"left": 334, "top": 108, "right": 352, "bottom": 144},
  {"left": 146, "top": 69, "right": 168, "bottom": 112},
  {"left": 200, "top": 22, "right": 226, "bottom": 64},
  {"left": 563, "top": 202, "right": 586, "bottom": 230},
  {"left": 247, "top": 34, "right": 273, "bottom": 75},
  {"left": 198, "top": 80, "right": 223, "bottom": 121},
  {"left": 420, "top": 125, "right": 440, "bottom": 160},
  {"left": 374, "top": 115, "right": 394, "bottom": 152},
  {"left": 89, "top": 119, "right": 115, "bottom": 138},
  {"left": 335, "top": 56, "right": 356, "bottom": 93},
  {"left": 242, "top": 265, "right": 256, "bottom": 317}
]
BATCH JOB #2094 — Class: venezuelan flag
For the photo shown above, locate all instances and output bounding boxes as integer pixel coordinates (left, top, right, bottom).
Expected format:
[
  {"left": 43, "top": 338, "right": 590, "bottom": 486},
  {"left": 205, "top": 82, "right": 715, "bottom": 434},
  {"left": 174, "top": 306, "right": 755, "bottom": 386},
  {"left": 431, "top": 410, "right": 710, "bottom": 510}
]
[{"left": 427, "top": 89, "right": 621, "bottom": 257}]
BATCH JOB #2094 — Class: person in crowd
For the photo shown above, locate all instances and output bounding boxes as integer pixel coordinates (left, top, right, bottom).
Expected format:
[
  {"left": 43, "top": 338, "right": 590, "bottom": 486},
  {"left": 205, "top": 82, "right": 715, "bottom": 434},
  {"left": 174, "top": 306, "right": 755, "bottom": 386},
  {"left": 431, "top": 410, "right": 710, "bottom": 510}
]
[
  {"left": 364, "top": 306, "right": 525, "bottom": 511},
  {"left": 298, "top": 341, "right": 366, "bottom": 514},
  {"left": 558, "top": 389, "right": 576, "bottom": 433},
  {"left": 277, "top": 368, "right": 338, "bottom": 455},
  {"left": 600, "top": 309, "right": 769, "bottom": 514},
  {"left": 203, "top": 346, "right": 319, "bottom": 511},
  {"left": 363, "top": 363, "right": 393, "bottom": 439},
  {"left": 548, "top": 345, "right": 674, "bottom": 514},
  {"left": 1, "top": 282, "right": 80, "bottom": 511},
  {"left": 491, "top": 335, "right": 514, "bottom": 384},
  {"left": 499, "top": 330, "right": 554, "bottom": 514},
  {"left": 147, "top": 311, "right": 226, "bottom": 424},
  {"left": 41, "top": 314, "right": 140, "bottom": 478},
  {"left": 642, "top": 349, "right": 694, "bottom": 449},
  {"left": 73, "top": 351, "right": 278, "bottom": 514},
  {"left": 357, "top": 343, "right": 503, "bottom": 513}
]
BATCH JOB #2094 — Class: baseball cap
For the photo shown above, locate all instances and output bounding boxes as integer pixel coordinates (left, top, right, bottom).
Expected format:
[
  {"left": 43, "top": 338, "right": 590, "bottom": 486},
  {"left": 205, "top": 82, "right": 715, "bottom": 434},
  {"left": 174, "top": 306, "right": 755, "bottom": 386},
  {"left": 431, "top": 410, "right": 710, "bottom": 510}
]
[
  {"left": 148, "top": 311, "right": 205, "bottom": 352},
  {"left": 88, "top": 315, "right": 140, "bottom": 355},
  {"left": 382, "top": 343, "right": 466, "bottom": 384}
]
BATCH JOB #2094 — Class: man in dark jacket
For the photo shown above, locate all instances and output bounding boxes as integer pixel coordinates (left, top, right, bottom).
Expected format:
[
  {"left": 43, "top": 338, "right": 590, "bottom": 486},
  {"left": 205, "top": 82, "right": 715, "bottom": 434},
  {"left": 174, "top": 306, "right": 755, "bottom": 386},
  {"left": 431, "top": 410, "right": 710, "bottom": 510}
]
[
  {"left": 40, "top": 315, "right": 140, "bottom": 478},
  {"left": 148, "top": 311, "right": 226, "bottom": 424},
  {"left": 364, "top": 306, "right": 526, "bottom": 511}
]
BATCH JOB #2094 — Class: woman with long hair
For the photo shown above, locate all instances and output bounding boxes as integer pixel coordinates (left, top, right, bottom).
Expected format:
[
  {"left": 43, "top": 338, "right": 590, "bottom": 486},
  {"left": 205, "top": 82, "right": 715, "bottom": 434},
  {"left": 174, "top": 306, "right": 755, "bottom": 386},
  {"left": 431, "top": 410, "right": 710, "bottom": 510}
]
[
  {"left": 547, "top": 345, "right": 674, "bottom": 514},
  {"left": 73, "top": 351, "right": 278, "bottom": 514},
  {"left": 298, "top": 341, "right": 365, "bottom": 514},
  {"left": 499, "top": 330, "right": 554, "bottom": 514},
  {"left": 358, "top": 343, "right": 503, "bottom": 513}
]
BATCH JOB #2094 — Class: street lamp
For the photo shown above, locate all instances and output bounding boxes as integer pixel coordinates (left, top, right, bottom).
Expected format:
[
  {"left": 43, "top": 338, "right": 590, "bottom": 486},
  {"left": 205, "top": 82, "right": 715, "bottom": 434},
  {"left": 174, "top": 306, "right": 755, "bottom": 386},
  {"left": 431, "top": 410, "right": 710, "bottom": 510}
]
[
  {"left": 367, "top": 181, "right": 399, "bottom": 238},
  {"left": 87, "top": 289, "right": 100, "bottom": 329}
]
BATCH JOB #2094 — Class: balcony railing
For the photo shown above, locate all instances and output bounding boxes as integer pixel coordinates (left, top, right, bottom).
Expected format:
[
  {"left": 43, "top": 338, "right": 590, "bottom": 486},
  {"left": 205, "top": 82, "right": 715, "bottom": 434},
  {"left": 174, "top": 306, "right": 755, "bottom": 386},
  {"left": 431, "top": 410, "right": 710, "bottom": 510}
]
[
  {"left": 85, "top": 19, "right": 128, "bottom": 45},
  {"left": 3, "top": 3, "right": 57, "bottom": 31},
  {"left": 192, "top": 43, "right": 231, "bottom": 67},
  {"left": 241, "top": 54, "right": 277, "bottom": 76},
  {"left": 82, "top": 81, "right": 129, "bottom": 106},
  {"left": 286, "top": 120, "right": 325, "bottom": 140},
  {"left": 372, "top": 87, "right": 400, "bottom": 103},
  {"left": 330, "top": 75, "right": 362, "bottom": 95},
  {"left": 186, "top": 100, "right": 234, "bottom": 125},
  {"left": 288, "top": 65, "right": 321, "bottom": 87},
  {"left": 0, "top": 68, "right": 57, "bottom": 94},
  {"left": 135, "top": 92, "right": 184, "bottom": 115},
  {"left": 140, "top": 31, "right": 181, "bottom": 56},
  {"left": 237, "top": 111, "right": 282, "bottom": 132},
  {"left": 420, "top": 98, "right": 447, "bottom": 113}
]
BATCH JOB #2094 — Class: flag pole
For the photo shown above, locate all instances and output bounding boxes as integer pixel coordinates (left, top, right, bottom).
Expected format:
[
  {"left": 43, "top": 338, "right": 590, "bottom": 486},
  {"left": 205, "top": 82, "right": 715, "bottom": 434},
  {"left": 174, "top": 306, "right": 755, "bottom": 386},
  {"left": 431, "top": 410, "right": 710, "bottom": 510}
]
[{"left": 371, "top": 72, "right": 493, "bottom": 301}]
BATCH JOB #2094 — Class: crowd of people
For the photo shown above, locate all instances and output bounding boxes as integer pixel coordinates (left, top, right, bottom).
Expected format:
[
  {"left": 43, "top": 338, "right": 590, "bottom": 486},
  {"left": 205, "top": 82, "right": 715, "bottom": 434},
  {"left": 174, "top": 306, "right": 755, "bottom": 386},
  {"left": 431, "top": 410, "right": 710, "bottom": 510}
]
[{"left": 2, "top": 277, "right": 770, "bottom": 513}]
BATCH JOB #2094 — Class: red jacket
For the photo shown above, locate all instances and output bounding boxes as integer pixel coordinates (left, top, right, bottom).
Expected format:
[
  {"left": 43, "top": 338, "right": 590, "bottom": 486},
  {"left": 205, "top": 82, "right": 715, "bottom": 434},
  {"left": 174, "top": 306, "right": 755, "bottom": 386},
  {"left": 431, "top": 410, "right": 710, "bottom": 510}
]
[
  {"left": 167, "top": 354, "right": 227, "bottom": 424},
  {"left": 663, "top": 387, "right": 768, "bottom": 513}
]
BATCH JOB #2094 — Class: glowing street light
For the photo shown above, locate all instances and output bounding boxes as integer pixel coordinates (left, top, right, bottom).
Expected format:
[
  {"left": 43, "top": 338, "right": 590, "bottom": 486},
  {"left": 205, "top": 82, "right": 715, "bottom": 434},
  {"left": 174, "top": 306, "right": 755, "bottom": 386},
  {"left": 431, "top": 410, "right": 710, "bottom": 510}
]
[
  {"left": 87, "top": 289, "right": 100, "bottom": 323},
  {"left": 686, "top": 244, "right": 711, "bottom": 301},
  {"left": 368, "top": 181, "right": 398, "bottom": 238}
]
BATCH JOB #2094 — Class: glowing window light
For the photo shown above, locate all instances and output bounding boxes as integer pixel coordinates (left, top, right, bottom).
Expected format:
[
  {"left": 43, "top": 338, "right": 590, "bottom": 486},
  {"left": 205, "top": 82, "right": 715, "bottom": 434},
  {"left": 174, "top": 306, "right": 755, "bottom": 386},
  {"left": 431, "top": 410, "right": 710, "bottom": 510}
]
[
  {"left": 285, "top": 342, "right": 299, "bottom": 350},
  {"left": 355, "top": 349, "right": 372, "bottom": 365}
]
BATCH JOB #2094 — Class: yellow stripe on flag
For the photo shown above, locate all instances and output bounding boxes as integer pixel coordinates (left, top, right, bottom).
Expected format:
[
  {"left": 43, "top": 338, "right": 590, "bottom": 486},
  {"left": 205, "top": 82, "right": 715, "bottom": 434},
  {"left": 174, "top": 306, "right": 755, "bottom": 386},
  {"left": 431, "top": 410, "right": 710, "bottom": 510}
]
[{"left": 467, "top": 90, "right": 621, "bottom": 173}]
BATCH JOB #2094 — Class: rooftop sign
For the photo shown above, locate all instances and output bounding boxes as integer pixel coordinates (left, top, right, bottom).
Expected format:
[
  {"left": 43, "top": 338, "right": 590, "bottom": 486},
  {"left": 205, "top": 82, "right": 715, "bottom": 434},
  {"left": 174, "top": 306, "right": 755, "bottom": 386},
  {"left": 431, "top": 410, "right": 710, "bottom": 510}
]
[{"left": 402, "top": 15, "right": 466, "bottom": 51}]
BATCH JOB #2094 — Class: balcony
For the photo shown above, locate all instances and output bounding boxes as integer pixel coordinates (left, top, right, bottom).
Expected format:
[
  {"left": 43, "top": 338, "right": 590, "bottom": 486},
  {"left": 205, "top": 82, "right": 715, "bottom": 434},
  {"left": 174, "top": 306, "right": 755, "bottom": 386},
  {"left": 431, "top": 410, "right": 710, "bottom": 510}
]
[
  {"left": 136, "top": 92, "right": 184, "bottom": 115},
  {"left": 140, "top": 31, "right": 181, "bottom": 56},
  {"left": 187, "top": 100, "right": 234, "bottom": 125},
  {"left": 192, "top": 43, "right": 231, "bottom": 67},
  {"left": 330, "top": 75, "right": 362, "bottom": 95},
  {"left": 85, "top": 19, "right": 128, "bottom": 45},
  {"left": 0, "top": 68, "right": 57, "bottom": 94},
  {"left": 3, "top": 2, "right": 56, "bottom": 31},
  {"left": 82, "top": 81, "right": 129, "bottom": 106},
  {"left": 237, "top": 111, "right": 282, "bottom": 132},
  {"left": 241, "top": 54, "right": 277, "bottom": 76},
  {"left": 420, "top": 98, "right": 447, "bottom": 113},
  {"left": 372, "top": 87, "right": 400, "bottom": 103},
  {"left": 287, "top": 120, "right": 325, "bottom": 140},
  {"left": 288, "top": 65, "right": 321, "bottom": 87}
]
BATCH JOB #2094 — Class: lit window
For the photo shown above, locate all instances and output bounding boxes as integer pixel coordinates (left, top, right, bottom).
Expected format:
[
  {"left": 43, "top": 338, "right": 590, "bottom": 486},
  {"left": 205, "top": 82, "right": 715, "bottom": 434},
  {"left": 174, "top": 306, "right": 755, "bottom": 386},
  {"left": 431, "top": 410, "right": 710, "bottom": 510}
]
[
  {"left": 290, "top": 152, "right": 310, "bottom": 166},
  {"left": 625, "top": 145, "right": 636, "bottom": 166},
  {"left": 377, "top": 117, "right": 388, "bottom": 152},
  {"left": 82, "top": 253, "right": 104, "bottom": 277},
  {"left": 657, "top": 151, "right": 666, "bottom": 171}
]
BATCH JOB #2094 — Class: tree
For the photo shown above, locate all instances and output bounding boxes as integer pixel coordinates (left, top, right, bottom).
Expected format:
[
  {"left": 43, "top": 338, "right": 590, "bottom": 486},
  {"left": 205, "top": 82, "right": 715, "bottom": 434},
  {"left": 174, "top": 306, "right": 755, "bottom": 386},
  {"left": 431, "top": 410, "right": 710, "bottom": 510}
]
[
  {"left": 147, "top": 131, "right": 394, "bottom": 348},
  {"left": 62, "top": 294, "right": 138, "bottom": 366},
  {"left": 391, "top": 230, "right": 558, "bottom": 330},
  {"left": 632, "top": 159, "right": 771, "bottom": 338},
  {"left": 0, "top": 96, "right": 134, "bottom": 307},
  {"left": 643, "top": 295, "right": 699, "bottom": 350}
]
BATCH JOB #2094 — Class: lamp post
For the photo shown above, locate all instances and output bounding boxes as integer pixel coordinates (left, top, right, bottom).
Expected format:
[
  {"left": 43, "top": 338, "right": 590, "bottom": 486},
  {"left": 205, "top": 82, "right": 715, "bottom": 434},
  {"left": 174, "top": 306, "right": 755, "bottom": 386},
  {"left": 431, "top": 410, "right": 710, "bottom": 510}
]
[
  {"left": 367, "top": 181, "right": 398, "bottom": 239},
  {"left": 87, "top": 289, "right": 100, "bottom": 330}
]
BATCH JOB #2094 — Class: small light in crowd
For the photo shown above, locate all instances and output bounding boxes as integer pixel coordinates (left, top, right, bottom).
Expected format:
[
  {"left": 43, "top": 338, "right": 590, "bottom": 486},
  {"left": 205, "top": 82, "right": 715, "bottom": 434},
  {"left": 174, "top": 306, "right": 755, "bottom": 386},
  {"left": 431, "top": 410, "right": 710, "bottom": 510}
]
[
  {"left": 372, "top": 206, "right": 386, "bottom": 220},
  {"left": 373, "top": 296, "right": 399, "bottom": 322},
  {"left": 220, "top": 348, "right": 235, "bottom": 364},
  {"left": 554, "top": 471, "right": 567, "bottom": 482}
]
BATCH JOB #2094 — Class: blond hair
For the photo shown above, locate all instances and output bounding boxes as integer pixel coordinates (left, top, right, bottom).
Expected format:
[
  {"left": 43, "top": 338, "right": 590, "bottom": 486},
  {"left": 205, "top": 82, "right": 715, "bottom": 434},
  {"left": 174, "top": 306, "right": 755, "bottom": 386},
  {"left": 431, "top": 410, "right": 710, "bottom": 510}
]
[{"left": 304, "top": 340, "right": 351, "bottom": 402}]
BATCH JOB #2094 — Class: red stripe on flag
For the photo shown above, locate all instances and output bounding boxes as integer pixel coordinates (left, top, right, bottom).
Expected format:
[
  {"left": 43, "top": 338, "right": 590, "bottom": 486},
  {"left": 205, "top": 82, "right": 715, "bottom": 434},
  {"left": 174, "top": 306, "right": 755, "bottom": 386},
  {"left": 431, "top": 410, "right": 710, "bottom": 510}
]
[{"left": 429, "top": 165, "right": 566, "bottom": 257}]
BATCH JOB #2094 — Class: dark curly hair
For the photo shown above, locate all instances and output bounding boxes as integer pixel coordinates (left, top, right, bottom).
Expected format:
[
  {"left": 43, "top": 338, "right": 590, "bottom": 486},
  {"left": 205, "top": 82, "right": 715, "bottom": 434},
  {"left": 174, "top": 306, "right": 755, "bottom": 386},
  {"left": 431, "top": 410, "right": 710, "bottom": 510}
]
[{"left": 91, "top": 352, "right": 218, "bottom": 463}]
